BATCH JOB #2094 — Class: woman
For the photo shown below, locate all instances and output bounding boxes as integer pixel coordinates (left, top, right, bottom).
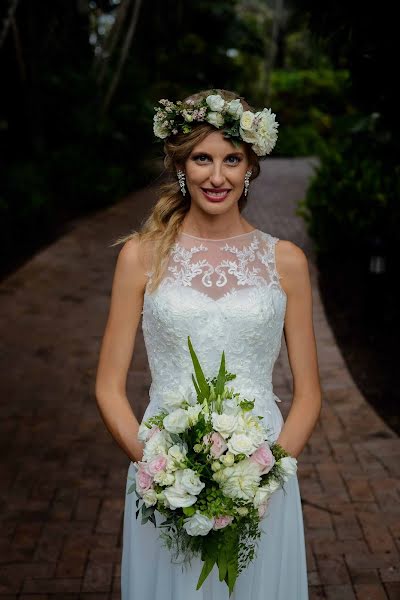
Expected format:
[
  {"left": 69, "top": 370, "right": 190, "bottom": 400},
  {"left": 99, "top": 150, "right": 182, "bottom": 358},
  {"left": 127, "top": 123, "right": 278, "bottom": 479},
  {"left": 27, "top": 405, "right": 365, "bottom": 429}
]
[{"left": 95, "top": 88, "right": 321, "bottom": 599}]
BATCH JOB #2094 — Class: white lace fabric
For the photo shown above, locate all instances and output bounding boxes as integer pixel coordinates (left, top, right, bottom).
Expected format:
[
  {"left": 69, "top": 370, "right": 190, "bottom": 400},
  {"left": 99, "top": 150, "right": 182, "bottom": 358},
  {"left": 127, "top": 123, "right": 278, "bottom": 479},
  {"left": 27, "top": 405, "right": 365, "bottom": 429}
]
[{"left": 140, "top": 229, "right": 287, "bottom": 439}]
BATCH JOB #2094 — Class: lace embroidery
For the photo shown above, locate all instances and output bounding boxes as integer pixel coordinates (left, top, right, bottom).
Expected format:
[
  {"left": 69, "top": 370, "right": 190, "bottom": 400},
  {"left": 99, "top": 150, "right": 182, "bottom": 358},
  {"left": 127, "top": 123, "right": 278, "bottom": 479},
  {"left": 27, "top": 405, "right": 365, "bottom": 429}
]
[{"left": 158, "top": 231, "right": 283, "bottom": 294}]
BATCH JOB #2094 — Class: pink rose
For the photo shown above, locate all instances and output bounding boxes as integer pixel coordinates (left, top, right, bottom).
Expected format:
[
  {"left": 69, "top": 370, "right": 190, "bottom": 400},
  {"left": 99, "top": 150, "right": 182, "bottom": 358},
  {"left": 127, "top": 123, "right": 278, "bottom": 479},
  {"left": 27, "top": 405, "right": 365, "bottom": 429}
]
[
  {"left": 203, "top": 432, "right": 228, "bottom": 458},
  {"left": 249, "top": 442, "right": 275, "bottom": 475},
  {"left": 213, "top": 515, "right": 234, "bottom": 530},
  {"left": 258, "top": 502, "right": 269, "bottom": 519},
  {"left": 147, "top": 454, "right": 167, "bottom": 476},
  {"left": 136, "top": 461, "right": 154, "bottom": 493}
]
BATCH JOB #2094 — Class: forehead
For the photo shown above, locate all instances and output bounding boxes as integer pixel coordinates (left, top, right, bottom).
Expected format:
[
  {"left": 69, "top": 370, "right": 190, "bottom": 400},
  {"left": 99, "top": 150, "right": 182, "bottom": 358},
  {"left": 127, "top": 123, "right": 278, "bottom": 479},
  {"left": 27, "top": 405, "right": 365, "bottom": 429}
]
[{"left": 191, "top": 131, "right": 245, "bottom": 154}]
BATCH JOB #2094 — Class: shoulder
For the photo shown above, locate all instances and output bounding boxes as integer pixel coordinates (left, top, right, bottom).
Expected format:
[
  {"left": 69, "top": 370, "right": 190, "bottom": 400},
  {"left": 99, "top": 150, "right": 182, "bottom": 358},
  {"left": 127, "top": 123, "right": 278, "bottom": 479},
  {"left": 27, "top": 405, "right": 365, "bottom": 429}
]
[
  {"left": 115, "top": 235, "right": 150, "bottom": 290},
  {"left": 272, "top": 238, "right": 310, "bottom": 295}
]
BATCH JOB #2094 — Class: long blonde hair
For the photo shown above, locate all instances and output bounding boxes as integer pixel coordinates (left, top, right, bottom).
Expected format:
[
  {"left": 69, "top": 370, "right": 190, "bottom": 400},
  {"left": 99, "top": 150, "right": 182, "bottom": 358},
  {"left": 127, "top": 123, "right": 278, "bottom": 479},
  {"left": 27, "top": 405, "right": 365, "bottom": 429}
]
[{"left": 111, "top": 89, "right": 261, "bottom": 293}]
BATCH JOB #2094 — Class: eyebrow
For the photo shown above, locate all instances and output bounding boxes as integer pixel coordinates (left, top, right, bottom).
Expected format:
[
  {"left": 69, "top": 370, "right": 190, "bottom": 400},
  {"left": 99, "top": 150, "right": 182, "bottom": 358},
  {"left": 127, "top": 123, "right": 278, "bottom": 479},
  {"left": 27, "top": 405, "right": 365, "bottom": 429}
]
[{"left": 191, "top": 151, "right": 245, "bottom": 157}]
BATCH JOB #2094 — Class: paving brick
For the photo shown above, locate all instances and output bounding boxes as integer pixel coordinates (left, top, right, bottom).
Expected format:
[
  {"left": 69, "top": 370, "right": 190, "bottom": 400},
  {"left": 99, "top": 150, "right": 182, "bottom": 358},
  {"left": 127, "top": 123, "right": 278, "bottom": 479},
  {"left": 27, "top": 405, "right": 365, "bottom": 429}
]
[
  {"left": 324, "top": 584, "right": 356, "bottom": 600},
  {"left": 354, "top": 583, "right": 389, "bottom": 599}
]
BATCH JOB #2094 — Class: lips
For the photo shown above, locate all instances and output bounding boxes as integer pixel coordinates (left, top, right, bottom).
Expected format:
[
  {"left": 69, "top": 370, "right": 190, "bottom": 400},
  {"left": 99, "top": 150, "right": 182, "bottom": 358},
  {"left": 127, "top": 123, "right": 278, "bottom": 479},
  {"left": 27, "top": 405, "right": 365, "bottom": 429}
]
[{"left": 201, "top": 188, "right": 231, "bottom": 202}]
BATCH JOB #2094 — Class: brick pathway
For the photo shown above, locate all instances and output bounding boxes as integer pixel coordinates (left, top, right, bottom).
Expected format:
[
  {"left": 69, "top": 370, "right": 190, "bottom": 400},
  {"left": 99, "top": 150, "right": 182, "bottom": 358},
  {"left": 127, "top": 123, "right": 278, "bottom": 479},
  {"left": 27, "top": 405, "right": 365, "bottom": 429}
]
[{"left": 0, "top": 158, "right": 399, "bottom": 599}]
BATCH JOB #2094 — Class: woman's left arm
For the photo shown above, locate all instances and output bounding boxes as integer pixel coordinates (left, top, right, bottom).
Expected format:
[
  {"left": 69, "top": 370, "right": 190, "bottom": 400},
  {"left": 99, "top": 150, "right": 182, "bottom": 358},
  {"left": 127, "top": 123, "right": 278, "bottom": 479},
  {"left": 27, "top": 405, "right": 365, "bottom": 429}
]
[{"left": 275, "top": 240, "right": 322, "bottom": 458}]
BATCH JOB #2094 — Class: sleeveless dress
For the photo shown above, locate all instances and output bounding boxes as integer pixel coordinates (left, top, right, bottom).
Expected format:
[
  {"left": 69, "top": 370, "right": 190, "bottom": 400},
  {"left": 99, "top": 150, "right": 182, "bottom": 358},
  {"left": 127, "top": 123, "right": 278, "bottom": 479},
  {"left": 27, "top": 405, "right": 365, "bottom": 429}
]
[{"left": 121, "top": 228, "right": 309, "bottom": 599}]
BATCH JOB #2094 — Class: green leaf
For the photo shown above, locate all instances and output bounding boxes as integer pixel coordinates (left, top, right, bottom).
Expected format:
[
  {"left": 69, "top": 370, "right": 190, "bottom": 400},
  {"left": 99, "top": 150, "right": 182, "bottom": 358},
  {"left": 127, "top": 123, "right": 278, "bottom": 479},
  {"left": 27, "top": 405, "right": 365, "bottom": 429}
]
[
  {"left": 215, "top": 350, "right": 226, "bottom": 397},
  {"left": 217, "top": 549, "right": 228, "bottom": 582},
  {"left": 227, "top": 559, "right": 238, "bottom": 596},
  {"left": 196, "top": 556, "right": 216, "bottom": 590},
  {"left": 188, "top": 336, "right": 209, "bottom": 399}
]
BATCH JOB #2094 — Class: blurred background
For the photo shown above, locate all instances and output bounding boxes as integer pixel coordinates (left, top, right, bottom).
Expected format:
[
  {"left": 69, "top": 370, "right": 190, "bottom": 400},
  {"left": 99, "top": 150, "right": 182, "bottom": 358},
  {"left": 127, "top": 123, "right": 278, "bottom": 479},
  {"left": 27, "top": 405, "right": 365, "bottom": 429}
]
[{"left": 1, "top": 0, "right": 398, "bottom": 434}]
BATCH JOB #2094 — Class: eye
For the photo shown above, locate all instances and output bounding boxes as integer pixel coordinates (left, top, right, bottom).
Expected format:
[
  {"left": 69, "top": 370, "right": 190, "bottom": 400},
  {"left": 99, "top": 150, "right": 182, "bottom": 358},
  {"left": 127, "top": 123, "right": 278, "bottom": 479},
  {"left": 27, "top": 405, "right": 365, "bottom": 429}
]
[
  {"left": 225, "top": 155, "right": 242, "bottom": 165},
  {"left": 192, "top": 154, "right": 210, "bottom": 163}
]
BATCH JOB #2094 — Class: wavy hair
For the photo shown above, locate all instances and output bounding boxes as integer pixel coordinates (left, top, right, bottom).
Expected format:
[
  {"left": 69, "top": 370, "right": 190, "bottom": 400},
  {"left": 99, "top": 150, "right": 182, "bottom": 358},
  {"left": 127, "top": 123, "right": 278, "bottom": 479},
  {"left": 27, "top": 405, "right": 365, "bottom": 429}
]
[{"left": 111, "top": 89, "right": 261, "bottom": 293}]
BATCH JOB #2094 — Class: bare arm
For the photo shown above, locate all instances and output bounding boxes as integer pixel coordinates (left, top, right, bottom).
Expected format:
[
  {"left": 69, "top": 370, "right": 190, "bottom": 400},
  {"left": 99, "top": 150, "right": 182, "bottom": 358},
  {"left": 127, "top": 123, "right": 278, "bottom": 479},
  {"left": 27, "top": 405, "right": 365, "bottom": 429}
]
[
  {"left": 275, "top": 241, "right": 322, "bottom": 458},
  {"left": 95, "top": 237, "right": 148, "bottom": 463}
]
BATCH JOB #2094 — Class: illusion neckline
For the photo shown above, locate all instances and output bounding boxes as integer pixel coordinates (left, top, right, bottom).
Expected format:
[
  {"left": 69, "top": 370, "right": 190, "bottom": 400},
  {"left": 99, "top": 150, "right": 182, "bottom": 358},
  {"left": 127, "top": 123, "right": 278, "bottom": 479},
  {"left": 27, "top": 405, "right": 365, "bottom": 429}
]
[{"left": 179, "top": 228, "right": 260, "bottom": 242}]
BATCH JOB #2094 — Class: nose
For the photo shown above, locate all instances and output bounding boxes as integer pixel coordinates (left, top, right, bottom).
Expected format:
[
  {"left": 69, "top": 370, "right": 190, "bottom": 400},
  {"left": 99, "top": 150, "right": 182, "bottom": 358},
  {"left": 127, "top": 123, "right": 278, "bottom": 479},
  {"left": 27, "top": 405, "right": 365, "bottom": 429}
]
[{"left": 209, "top": 162, "right": 226, "bottom": 187}]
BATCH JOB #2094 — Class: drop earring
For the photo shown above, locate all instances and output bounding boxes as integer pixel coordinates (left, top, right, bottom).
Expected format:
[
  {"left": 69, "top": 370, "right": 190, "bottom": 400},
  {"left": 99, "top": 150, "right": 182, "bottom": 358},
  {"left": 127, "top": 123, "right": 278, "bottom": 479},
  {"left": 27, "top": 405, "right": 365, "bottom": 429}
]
[
  {"left": 244, "top": 169, "right": 252, "bottom": 197},
  {"left": 177, "top": 169, "right": 186, "bottom": 196}
]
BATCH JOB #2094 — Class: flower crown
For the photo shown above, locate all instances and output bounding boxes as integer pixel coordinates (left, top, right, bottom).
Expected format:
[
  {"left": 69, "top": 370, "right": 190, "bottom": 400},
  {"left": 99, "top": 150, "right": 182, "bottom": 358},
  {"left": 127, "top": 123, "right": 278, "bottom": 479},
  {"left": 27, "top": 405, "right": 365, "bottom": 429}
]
[{"left": 153, "top": 92, "right": 279, "bottom": 157}]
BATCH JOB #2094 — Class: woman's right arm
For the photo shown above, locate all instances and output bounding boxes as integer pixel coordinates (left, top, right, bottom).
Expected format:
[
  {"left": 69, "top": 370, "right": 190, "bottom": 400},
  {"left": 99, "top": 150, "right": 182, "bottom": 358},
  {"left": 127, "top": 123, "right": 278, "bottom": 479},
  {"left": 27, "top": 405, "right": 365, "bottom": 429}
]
[{"left": 95, "top": 237, "right": 148, "bottom": 463}]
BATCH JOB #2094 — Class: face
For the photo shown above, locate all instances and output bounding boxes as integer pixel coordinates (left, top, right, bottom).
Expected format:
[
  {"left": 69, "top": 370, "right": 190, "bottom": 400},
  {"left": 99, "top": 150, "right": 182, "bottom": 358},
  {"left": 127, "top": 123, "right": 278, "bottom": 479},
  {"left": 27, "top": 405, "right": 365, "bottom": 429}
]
[{"left": 182, "top": 131, "right": 251, "bottom": 213}]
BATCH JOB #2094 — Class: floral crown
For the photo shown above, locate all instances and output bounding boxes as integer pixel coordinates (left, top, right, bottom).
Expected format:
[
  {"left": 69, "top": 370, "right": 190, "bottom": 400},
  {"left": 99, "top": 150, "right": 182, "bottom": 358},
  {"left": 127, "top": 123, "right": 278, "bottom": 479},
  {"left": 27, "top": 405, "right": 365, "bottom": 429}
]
[{"left": 153, "top": 92, "right": 279, "bottom": 157}]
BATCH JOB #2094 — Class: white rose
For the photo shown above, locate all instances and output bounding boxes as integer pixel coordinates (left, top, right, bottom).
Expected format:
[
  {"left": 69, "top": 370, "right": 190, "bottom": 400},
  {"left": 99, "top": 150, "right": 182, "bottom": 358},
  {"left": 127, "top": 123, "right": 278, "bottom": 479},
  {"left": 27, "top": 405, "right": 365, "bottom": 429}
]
[
  {"left": 240, "top": 110, "right": 255, "bottom": 131},
  {"left": 227, "top": 433, "right": 258, "bottom": 456},
  {"left": 222, "top": 398, "right": 241, "bottom": 416},
  {"left": 279, "top": 456, "right": 298, "bottom": 481},
  {"left": 211, "top": 412, "right": 239, "bottom": 439},
  {"left": 239, "top": 126, "right": 258, "bottom": 144},
  {"left": 142, "top": 488, "right": 158, "bottom": 507},
  {"left": 253, "top": 486, "right": 271, "bottom": 508},
  {"left": 221, "top": 452, "right": 235, "bottom": 467},
  {"left": 262, "top": 478, "right": 282, "bottom": 495},
  {"left": 137, "top": 422, "right": 151, "bottom": 442},
  {"left": 162, "top": 384, "right": 194, "bottom": 412},
  {"left": 153, "top": 471, "right": 175, "bottom": 486},
  {"left": 163, "top": 474, "right": 198, "bottom": 509},
  {"left": 183, "top": 511, "right": 215, "bottom": 536},
  {"left": 186, "top": 404, "right": 202, "bottom": 426},
  {"left": 235, "top": 414, "right": 266, "bottom": 447},
  {"left": 226, "top": 98, "right": 243, "bottom": 118},
  {"left": 167, "top": 443, "right": 187, "bottom": 465},
  {"left": 220, "top": 459, "right": 261, "bottom": 501},
  {"left": 206, "top": 111, "right": 224, "bottom": 128},
  {"left": 206, "top": 94, "right": 225, "bottom": 112},
  {"left": 179, "top": 468, "right": 205, "bottom": 495},
  {"left": 163, "top": 408, "right": 190, "bottom": 434},
  {"left": 143, "top": 429, "right": 172, "bottom": 461},
  {"left": 153, "top": 119, "right": 169, "bottom": 139}
]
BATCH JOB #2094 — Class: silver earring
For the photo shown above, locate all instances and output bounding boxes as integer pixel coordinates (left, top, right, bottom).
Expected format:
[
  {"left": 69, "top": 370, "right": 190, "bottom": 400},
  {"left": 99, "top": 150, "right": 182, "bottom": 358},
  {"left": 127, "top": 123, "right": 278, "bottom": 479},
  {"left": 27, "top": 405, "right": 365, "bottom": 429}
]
[
  {"left": 244, "top": 169, "right": 252, "bottom": 197},
  {"left": 177, "top": 169, "right": 186, "bottom": 196}
]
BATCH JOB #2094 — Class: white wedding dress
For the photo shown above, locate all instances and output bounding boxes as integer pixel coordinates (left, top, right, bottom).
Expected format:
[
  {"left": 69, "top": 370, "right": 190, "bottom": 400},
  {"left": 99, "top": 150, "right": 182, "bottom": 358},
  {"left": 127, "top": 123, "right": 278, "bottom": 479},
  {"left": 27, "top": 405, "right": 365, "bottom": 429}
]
[{"left": 121, "top": 228, "right": 309, "bottom": 599}]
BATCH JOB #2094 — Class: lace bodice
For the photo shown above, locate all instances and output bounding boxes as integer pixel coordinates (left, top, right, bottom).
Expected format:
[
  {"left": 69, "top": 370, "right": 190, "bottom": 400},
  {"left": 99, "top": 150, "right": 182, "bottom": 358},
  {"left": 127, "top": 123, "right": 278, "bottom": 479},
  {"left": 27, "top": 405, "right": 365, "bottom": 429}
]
[{"left": 140, "top": 229, "right": 287, "bottom": 438}]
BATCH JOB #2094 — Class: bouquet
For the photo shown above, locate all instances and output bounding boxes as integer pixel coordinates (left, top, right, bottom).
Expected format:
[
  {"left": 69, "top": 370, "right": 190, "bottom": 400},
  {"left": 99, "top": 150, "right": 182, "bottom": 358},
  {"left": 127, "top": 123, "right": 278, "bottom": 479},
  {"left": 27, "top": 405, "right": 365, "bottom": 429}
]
[{"left": 128, "top": 336, "right": 297, "bottom": 596}]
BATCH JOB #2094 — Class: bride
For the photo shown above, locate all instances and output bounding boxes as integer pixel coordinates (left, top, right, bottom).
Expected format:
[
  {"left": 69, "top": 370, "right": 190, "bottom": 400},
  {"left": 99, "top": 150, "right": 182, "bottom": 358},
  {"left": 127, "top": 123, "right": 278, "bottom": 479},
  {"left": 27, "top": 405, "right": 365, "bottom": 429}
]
[{"left": 95, "top": 88, "right": 321, "bottom": 599}]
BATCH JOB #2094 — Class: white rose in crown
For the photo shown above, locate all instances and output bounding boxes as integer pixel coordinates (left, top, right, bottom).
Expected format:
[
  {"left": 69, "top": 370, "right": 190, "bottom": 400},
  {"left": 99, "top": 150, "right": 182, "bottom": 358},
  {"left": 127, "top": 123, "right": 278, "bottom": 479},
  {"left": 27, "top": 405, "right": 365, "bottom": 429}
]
[
  {"left": 206, "top": 94, "right": 225, "bottom": 112},
  {"left": 240, "top": 110, "right": 255, "bottom": 131},
  {"left": 226, "top": 98, "right": 244, "bottom": 118},
  {"left": 183, "top": 511, "right": 215, "bottom": 536},
  {"left": 227, "top": 432, "right": 259, "bottom": 456},
  {"left": 153, "top": 119, "right": 169, "bottom": 139},
  {"left": 163, "top": 408, "right": 190, "bottom": 433},
  {"left": 219, "top": 459, "right": 261, "bottom": 501},
  {"left": 206, "top": 111, "right": 224, "bottom": 128},
  {"left": 211, "top": 412, "right": 239, "bottom": 438},
  {"left": 279, "top": 456, "right": 298, "bottom": 481}
]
